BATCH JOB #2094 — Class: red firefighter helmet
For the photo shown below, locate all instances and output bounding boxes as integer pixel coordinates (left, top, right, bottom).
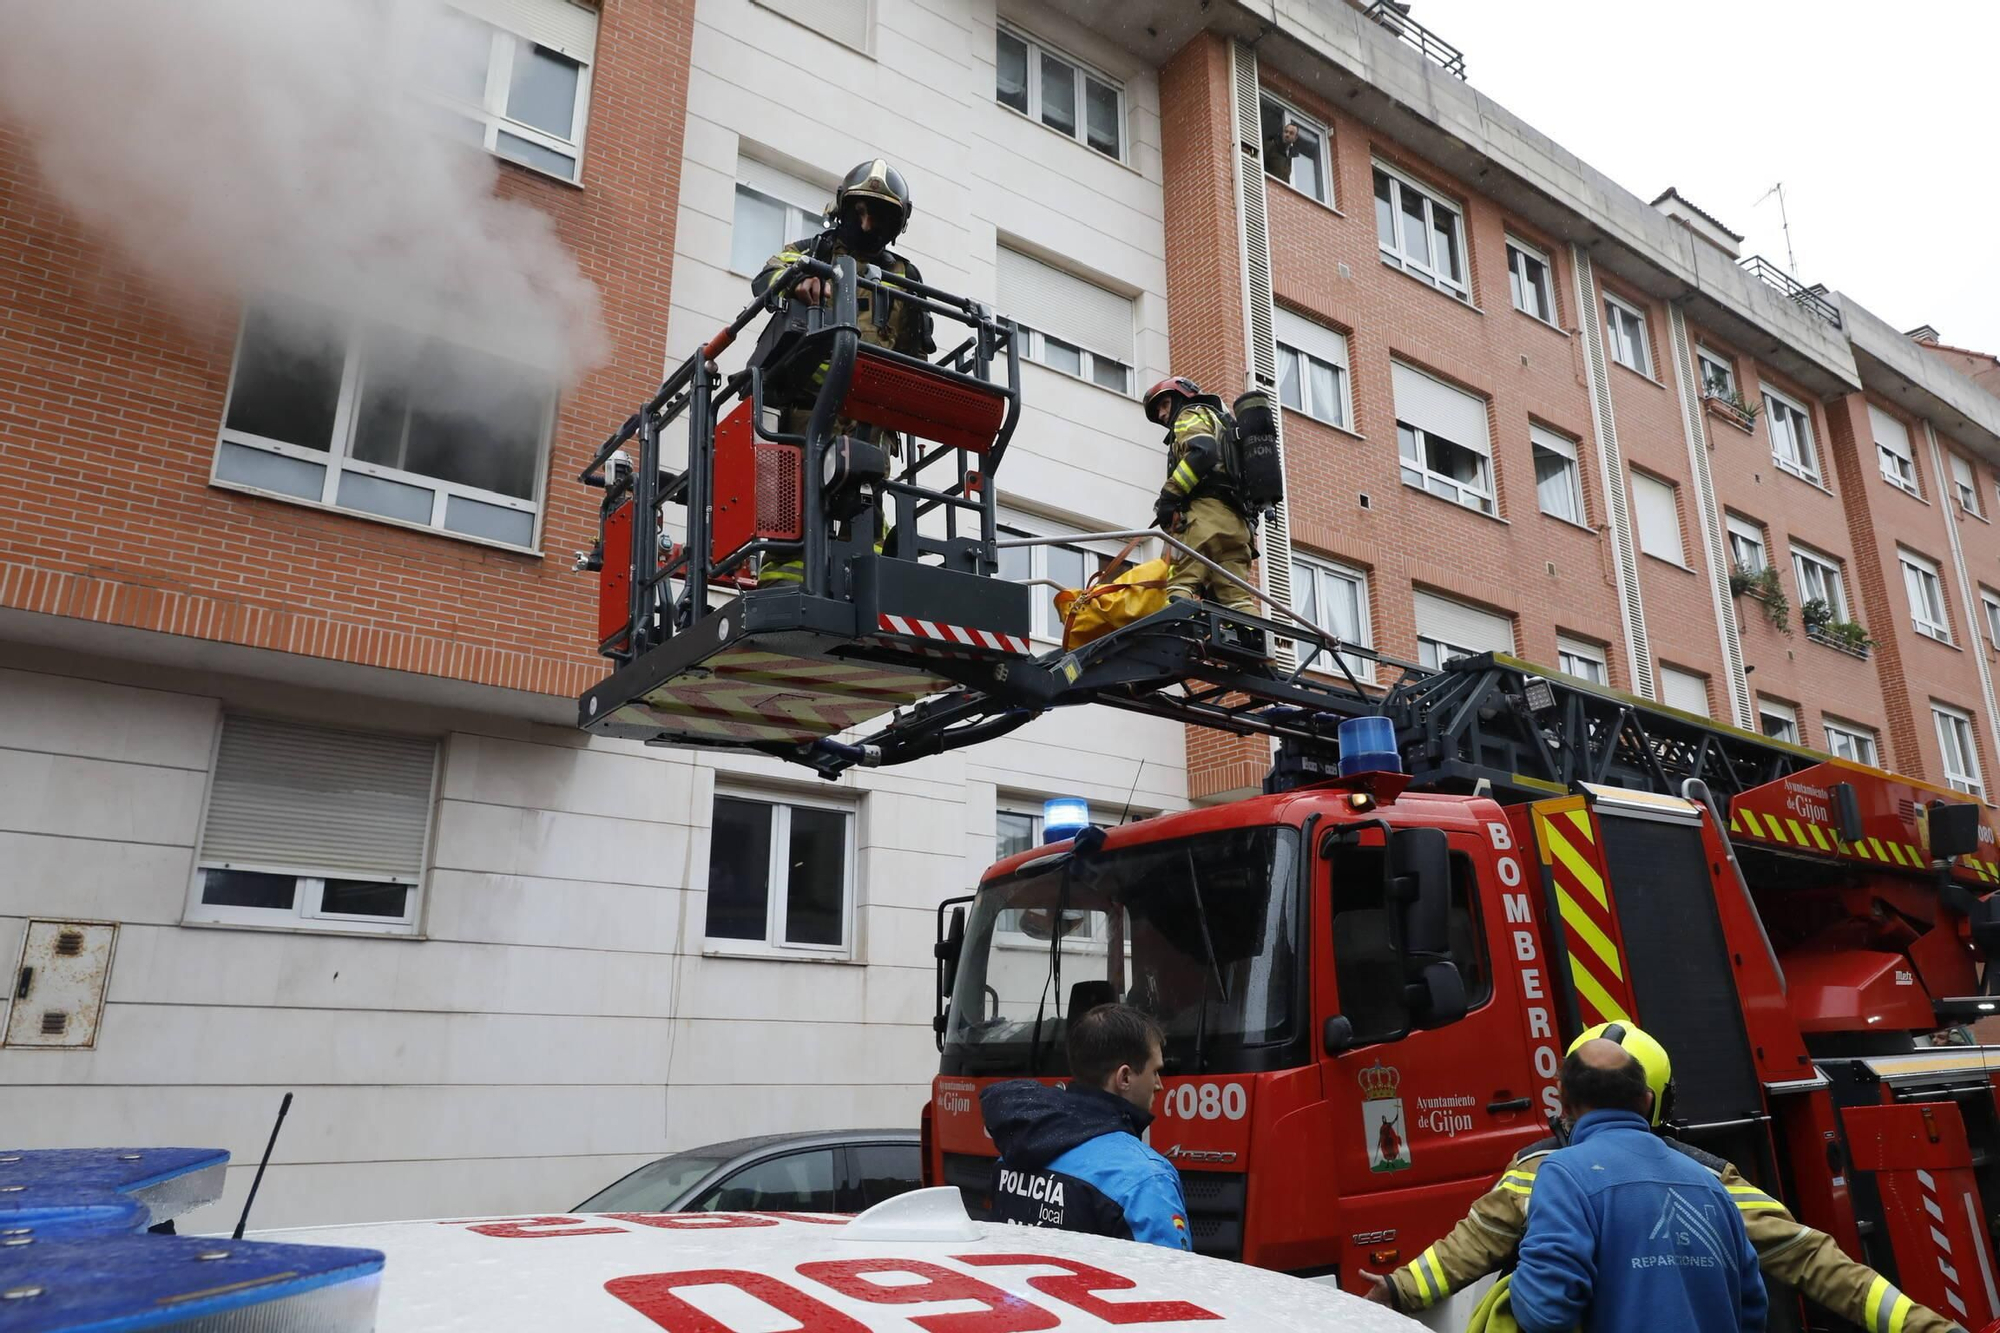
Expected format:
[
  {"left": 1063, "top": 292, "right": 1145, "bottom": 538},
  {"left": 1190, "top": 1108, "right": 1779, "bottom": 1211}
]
[{"left": 1143, "top": 375, "right": 1203, "bottom": 424}]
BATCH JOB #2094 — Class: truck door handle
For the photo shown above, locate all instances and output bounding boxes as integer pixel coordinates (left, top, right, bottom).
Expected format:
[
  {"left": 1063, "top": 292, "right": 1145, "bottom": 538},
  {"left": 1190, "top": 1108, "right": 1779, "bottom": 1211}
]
[{"left": 1487, "top": 1097, "right": 1531, "bottom": 1114}]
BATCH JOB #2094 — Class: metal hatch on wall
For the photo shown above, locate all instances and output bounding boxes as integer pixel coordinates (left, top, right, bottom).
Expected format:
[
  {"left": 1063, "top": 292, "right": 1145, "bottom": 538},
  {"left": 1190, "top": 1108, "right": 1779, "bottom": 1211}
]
[{"left": 6, "top": 920, "right": 117, "bottom": 1049}]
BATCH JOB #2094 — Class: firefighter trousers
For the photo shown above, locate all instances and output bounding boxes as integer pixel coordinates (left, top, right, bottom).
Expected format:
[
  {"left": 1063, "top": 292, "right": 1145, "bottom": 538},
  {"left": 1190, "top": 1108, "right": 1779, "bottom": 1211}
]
[{"left": 1164, "top": 497, "right": 1257, "bottom": 614}]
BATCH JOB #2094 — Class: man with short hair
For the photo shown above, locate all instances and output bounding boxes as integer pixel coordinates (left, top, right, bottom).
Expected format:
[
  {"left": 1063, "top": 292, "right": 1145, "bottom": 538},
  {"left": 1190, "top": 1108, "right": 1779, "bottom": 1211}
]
[
  {"left": 978, "top": 1003, "right": 1192, "bottom": 1250},
  {"left": 1509, "top": 1038, "right": 1765, "bottom": 1332}
]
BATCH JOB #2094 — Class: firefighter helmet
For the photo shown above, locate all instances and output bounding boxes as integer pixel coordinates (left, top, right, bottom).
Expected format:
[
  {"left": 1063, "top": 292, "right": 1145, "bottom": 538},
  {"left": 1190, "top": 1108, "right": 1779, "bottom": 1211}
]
[
  {"left": 1568, "top": 1021, "right": 1675, "bottom": 1127},
  {"left": 1143, "top": 375, "right": 1203, "bottom": 424},
  {"left": 832, "top": 158, "right": 913, "bottom": 246}
]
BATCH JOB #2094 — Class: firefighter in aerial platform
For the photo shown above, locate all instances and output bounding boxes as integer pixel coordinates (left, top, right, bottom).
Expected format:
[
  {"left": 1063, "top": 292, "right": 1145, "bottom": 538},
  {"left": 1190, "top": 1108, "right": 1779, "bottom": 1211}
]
[
  {"left": 750, "top": 159, "right": 933, "bottom": 588},
  {"left": 1366, "top": 1022, "right": 1965, "bottom": 1333},
  {"left": 1146, "top": 375, "right": 1259, "bottom": 616}
]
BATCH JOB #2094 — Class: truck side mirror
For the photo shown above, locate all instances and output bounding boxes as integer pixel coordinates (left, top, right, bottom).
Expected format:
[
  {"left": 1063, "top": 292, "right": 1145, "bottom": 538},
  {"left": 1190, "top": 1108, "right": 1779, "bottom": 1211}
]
[
  {"left": 1832, "top": 783, "right": 1865, "bottom": 844},
  {"left": 1323, "top": 1015, "right": 1356, "bottom": 1054},
  {"left": 1929, "top": 803, "right": 1982, "bottom": 860},
  {"left": 1390, "top": 827, "right": 1467, "bottom": 1027},
  {"left": 937, "top": 905, "right": 966, "bottom": 1000}
]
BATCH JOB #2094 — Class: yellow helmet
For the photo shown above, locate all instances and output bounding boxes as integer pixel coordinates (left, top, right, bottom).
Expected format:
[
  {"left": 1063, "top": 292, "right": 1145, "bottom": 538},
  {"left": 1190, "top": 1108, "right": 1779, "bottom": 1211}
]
[{"left": 1568, "top": 1021, "right": 1674, "bottom": 1126}]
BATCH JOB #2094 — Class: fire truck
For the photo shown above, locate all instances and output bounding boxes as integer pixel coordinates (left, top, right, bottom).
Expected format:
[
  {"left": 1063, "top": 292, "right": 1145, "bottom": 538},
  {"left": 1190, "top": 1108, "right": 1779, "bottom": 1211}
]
[{"left": 575, "top": 256, "right": 2000, "bottom": 1329}]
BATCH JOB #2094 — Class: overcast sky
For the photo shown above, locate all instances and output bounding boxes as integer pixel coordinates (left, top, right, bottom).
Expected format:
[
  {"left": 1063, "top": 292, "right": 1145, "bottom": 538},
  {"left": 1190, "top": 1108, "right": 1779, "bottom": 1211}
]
[{"left": 1416, "top": 0, "right": 1998, "bottom": 354}]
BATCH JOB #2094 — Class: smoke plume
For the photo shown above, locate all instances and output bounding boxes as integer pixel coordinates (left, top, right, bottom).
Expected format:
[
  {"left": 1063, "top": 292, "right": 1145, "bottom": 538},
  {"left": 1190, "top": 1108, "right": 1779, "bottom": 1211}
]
[{"left": 0, "top": 0, "right": 607, "bottom": 378}]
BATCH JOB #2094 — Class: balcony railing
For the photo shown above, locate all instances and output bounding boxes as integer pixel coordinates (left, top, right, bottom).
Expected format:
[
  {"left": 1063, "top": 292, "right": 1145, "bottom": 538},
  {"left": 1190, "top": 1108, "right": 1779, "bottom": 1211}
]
[
  {"left": 1364, "top": 1, "right": 1467, "bottom": 80},
  {"left": 1737, "top": 255, "right": 1841, "bottom": 328}
]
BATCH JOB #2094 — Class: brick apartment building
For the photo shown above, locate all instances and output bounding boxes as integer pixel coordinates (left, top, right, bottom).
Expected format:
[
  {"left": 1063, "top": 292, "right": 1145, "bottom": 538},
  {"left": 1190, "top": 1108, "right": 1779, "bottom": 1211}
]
[{"left": 3, "top": 0, "right": 1999, "bottom": 1230}]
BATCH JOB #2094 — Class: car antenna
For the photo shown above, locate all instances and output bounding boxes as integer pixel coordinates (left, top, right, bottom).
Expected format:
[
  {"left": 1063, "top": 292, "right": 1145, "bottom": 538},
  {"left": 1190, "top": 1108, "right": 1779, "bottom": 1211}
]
[
  {"left": 232, "top": 1091, "right": 294, "bottom": 1240},
  {"left": 1115, "top": 758, "right": 1147, "bottom": 828}
]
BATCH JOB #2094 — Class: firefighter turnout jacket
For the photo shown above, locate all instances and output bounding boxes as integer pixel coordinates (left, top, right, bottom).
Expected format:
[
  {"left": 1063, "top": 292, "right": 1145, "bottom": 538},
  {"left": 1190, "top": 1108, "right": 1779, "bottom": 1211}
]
[
  {"left": 752, "top": 234, "right": 935, "bottom": 363},
  {"left": 1157, "top": 401, "right": 1257, "bottom": 615},
  {"left": 1385, "top": 1136, "right": 1963, "bottom": 1333},
  {"left": 979, "top": 1080, "right": 1192, "bottom": 1251},
  {"left": 1159, "top": 402, "right": 1235, "bottom": 512}
]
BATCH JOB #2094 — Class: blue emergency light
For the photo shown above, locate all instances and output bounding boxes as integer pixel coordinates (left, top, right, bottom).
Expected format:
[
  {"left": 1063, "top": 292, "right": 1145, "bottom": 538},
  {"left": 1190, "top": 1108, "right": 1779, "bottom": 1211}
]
[
  {"left": 1338, "top": 715, "right": 1402, "bottom": 777},
  {"left": 1042, "top": 797, "right": 1091, "bottom": 843}
]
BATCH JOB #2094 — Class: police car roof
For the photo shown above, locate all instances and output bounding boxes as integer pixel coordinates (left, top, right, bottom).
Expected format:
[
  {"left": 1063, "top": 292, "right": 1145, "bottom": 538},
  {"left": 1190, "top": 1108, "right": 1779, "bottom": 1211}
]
[{"left": 256, "top": 1188, "right": 1405, "bottom": 1332}]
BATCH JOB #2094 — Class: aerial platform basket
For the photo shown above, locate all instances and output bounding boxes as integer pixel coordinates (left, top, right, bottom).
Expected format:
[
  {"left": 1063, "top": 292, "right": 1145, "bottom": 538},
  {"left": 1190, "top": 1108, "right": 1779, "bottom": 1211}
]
[{"left": 576, "top": 254, "right": 1031, "bottom": 758}]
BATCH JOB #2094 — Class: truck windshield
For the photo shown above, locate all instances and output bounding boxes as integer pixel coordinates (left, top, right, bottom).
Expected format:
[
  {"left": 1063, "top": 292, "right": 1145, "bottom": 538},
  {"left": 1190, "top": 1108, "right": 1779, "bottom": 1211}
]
[{"left": 943, "top": 826, "right": 1300, "bottom": 1075}]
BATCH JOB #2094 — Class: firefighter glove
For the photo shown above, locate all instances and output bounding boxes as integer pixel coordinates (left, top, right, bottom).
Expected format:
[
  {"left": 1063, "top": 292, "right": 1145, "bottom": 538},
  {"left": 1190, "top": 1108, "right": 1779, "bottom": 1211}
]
[{"left": 1153, "top": 492, "right": 1182, "bottom": 531}]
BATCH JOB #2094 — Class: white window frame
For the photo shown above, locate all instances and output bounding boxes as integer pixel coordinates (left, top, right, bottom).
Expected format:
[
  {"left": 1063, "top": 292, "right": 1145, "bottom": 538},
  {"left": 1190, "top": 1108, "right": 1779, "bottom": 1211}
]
[
  {"left": 1291, "top": 554, "right": 1374, "bottom": 682},
  {"left": 1394, "top": 364, "right": 1494, "bottom": 516},
  {"left": 1725, "top": 515, "right": 1767, "bottom": 574},
  {"left": 1657, "top": 665, "right": 1711, "bottom": 717},
  {"left": 728, "top": 174, "right": 824, "bottom": 278},
  {"left": 1762, "top": 386, "right": 1820, "bottom": 484},
  {"left": 1506, "top": 237, "right": 1557, "bottom": 325},
  {"left": 995, "top": 24, "right": 1126, "bottom": 163},
  {"left": 1556, "top": 634, "right": 1608, "bottom": 685},
  {"left": 1275, "top": 310, "right": 1351, "bottom": 429},
  {"left": 1871, "top": 406, "right": 1920, "bottom": 495},
  {"left": 1259, "top": 93, "right": 1333, "bottom": 205},
  {"left": 1532, "top": 426, "right": 1585, "bottom": 526},
  {"left": 1933, "top": 704, "right": 1985, "bottom": 799},
  {"left": 1413, "top": 592, "right": 1514, "bottom": 669},
  {"left": 1790, "top": 544, "right": 1849, "bottom": 622},
  {"left": 1950, "top": 452, "right": 1982, "bottom": 516},
  {"left": 1602, "top": 293, "right": 1652, "bottom": 376},
  {"left": 417, "top": 5, "right": 593, "bottom": 183},
  {"left": 1016, "top": 328, "right": 1133, "bottom": 396},
  {"left": 1630, "top": 469, "right": 1684, "bottom": 566},
  {"left": 214, "top": 303, "right": 552, "bottom": 552},
  {"left": 997, "top": 247, "right": 1137, "bottom": 397},
  {"left": 1981, "top": 586, "right": 2000, "bottom": 649},
  {"left": 1373, "top": 162, "right": 1468, "bottom": 299},
  {"left": 998, "top": 514, "right": 1120, "bottom": 644},
  {"left": 703, "top": 790, "right": 857, "bottom": 958},
  {"left": 1822, "top": 717, "right": 1879, "bottom": 767},
  {"left": 1900, "top": 549, "right": 1952, "bottom": 642},
  {"left": 1696, "top": 347, "right": 1736, "bottom": 399},
  {"left": 1757, "top": 698, "right": 1800, "bottom": 745}
]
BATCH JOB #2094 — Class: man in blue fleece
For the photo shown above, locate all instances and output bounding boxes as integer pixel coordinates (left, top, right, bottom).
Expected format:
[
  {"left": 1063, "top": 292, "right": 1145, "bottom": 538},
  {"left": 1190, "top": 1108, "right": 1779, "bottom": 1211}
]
[
  {"left": 1512, "top": 1035, "right": 1766, "bottom": 1333},
  {"left": 979, "top": 1003, "right": 1192, "bottom": 1250}
]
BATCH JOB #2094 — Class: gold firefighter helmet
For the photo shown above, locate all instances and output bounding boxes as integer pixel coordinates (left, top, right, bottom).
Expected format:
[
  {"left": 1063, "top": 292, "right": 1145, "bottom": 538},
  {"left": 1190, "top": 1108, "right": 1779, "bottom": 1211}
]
[
  {"left": 1568, "top": 1020, "right": 1675, "bottom": 1126},
  {"left": 831, "top": 158, "right": 913, "bottom": 245}
]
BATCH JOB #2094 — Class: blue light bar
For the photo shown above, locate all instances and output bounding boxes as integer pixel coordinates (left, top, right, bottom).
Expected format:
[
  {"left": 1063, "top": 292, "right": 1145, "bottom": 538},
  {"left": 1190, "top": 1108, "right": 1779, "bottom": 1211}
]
[
  {"left": 1042, "top": 797, "right": 1090, "bottom": 843},
  {"left": 1338, "top": 715, "right": 1402, "bottom": 777}
]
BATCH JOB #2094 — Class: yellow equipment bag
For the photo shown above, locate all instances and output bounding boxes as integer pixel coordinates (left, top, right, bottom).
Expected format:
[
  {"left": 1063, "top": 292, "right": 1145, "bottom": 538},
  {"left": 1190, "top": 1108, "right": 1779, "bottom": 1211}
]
[{"left": 1053, "top": 536, "right": 1170, "bottom": 650}]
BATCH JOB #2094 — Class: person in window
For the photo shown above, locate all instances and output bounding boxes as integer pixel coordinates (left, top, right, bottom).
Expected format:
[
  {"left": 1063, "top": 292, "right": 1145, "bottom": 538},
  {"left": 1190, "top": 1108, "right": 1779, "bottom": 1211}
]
[
  {"left": 1263, "top": 119, "right": 1303, "bottom": 182},
  {"left": 1367, "top": 1023, "right": 1963, "bottom": 1333},
  {"left": 979, "top": 1003, "right": 1192, "bottom": 1251},
  {"left": 1146, "top": 376, "right": 1258, "bottom": 619}
]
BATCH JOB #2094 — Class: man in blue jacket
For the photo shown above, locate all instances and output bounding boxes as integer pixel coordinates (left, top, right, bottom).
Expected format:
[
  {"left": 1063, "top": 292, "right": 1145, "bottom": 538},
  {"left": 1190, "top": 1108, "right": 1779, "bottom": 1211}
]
[
  {"left": 979, "top": 1003, "right": 1192, "bottom": 1250},
  {"left": 1512, "top": 1031, "right": 1766, "bottom": 1333}
]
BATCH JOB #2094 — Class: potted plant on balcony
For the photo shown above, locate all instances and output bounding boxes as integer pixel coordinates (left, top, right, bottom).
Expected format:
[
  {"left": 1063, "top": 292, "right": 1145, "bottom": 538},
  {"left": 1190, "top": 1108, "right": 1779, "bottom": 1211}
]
[
  {"left": 1704, "top": 386, "right": 1762, "bottom": 431},
  {"left": 1823, "top": 619, "right": 1874, "bottom": 656},
  {"left": 1799, "top": 598, "right": 1834, "bottom": 636},
  {"left": 1730, "top": 564, "right": 1789, "bottom": 633}
]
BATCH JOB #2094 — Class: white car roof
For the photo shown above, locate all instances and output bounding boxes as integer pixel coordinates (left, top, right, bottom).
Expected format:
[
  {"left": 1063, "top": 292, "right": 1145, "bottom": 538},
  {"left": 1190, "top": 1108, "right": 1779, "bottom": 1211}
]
[{"left": 258, "top": 1189, "right": 1405, "bottom": 1332}]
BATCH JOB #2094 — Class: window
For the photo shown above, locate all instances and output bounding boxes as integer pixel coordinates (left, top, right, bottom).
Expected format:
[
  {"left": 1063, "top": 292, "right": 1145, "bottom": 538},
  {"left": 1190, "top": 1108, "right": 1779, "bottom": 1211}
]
[
  {"left": 416, "top": 1, "right": 593, "bottom": 181},
  {"left": 1602, "top": 293, "right": 1651, "bottom": 376},
  {"left": 1950, "top": 452, "right": 1982, "bottom": 515},
  {"left": 705, "top": 794, "right": 854, "bottom": 953},
  {"left": 997, "top": 519, "right": 1115, "bottom": 642},
  {"left": 216, "top": 296, "right": 553, "bottom": 548},
  {"left": 1789, "top": 544, "right": 1848, "bottom": 622},
  {"left": 1933, "top": 704, "right": 1985, "bottom": 798},
  {"left": 1658, "top": 665, "right": 1710, "bottom": 717},
  {"left": 752, "top": 0, "right": 869, "bottom": 52},
  {"left": 1291, "top": 554, "right": 1373, "bottom": 681},
  {"left": 1532, "top": 426, "right": 1585, "bottom": 525},
  {"left": 1393, "top": 362, "right": 1493, "bottom": 515},
  {"left": 1328, "top": 842, "right": 1490, "bottom": 1044},
  {"left": 1822, "top": 717, "right": 1879, "bottom": 766},
  {"left": 993, "top": 803, "right": 1125, "bottom": 942},
  {"left": 1630, "top": 470, "right": 1684, "bottom": 565},
  {"left": 1506, "top": 239, "right": 1556, "bottom": 324},
  {"left": 698, "top": 1150, "right": 839, "bottom": 1212},
  {"left": 1763, "top": 387, "right": 1819, "bottom": 484},
  {"left": 1725, "top": 515, "right": 1767, "bottom": 574},
  {"left": 1697, "top": 348, "right": 1736, "bottom": 399},
  {"left": 1275, "top": 309, "right": 1351, "bottom": 429},
  {"left": 1373, "top": 163, "right": 1467, "bottom": 298},
  {"left": 729, "top": 160, "right": 823, "bottom": 277},
  {"left": 188, "top": 717, "right": 437, "bottom": 935},
  {"left": 1758, "top": 698, "right": 1800, "bottom": 744},
  {"left": 996, "top": 26, "right": 1123, "bottom": 160},
  {"left": 1900, "top": 549, "right": 1951, "bottom": 641},
  {"left": 996, "top": 247, "right": 1134, "bottom": 394},
  {"left": 1413, "top": 590, "right": 1514, "bottom": 669},
  {"left": 1870, "top": 405, "right": 1919, "bottom": 495},
  {"left": 1556, "top": 635, "right": 1608, "bottom": 685},
  {"left": 1982, "top": 587, "right": 2000, "bottom": 647},
  {"left": 849, "top": 1143, "right": 923, "bottom": 1211},
  {"left": 1260, "top": 96, "right": 1330, "bottom": 203}
]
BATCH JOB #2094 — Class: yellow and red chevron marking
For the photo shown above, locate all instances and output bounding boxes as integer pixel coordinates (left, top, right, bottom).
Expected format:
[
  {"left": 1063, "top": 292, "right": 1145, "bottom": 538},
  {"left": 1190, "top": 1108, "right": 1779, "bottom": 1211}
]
[
  {"left": 1728, "top": 760, "right": 2000, "bottom": 887},
  {"left": 1534, "top": 801, "right": 1636, "bottom": 1029},
  {"left": 605, "top": 645, "right": 948, "bottom": 745}
]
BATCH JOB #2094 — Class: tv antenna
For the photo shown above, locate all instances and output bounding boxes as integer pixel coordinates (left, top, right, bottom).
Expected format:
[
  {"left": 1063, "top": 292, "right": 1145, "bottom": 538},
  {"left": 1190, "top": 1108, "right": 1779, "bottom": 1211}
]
[{"left": 1754, "top": 182, "right": 1797, "bottom": 277}]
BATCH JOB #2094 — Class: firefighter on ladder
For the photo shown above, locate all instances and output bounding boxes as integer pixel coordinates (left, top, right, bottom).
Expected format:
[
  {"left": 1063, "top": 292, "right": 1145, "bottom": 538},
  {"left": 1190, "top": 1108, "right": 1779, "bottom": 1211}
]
[
  {"left": 1366, "top": 1022, "right": 1965, "bottom": 1333},
  {"left": 751, "top": 159, "right": 933, "bottom": 589},
  {"left": 1146, "top": 376, "right": 1258, "bottom": 615}
]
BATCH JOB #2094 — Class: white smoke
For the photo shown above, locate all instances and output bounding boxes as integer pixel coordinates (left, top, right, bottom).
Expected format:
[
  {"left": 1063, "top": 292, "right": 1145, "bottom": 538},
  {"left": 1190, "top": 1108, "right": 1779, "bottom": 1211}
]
[{"left": 0, "top": 0, "right": 606, "bottom": 378}]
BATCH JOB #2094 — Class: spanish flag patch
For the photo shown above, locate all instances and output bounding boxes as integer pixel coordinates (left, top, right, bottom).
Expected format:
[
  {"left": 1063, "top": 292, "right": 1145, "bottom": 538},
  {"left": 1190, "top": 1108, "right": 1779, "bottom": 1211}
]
[{"left": 1172, "top": 1215, "right": 1187, "bottom": 1231}]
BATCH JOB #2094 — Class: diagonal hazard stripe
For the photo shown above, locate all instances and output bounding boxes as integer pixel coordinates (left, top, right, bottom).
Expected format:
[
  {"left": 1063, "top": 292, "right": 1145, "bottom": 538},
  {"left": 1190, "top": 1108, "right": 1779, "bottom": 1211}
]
[
  {"left": 1569, "top": 951, "right": 1630, "bottom": 1026},
  {"left": 1787, "top": 818, "right": 1811, "bottom": 845},
  {"left": 1740, "top": 809, "right": 1766, "bottom": 838},
  {"left": 1807, "top": 823, "right": 1832, "bottom": 852},
  {"left": 1558, "top": 886, "right": 1624, "bottom": 980},
  {"left": 1766, "top": 818, "right": 1790, "bottom": 845},
  {"left": 1564, "top": 808, "right": 1594, "bottom": 843},
  {"left": 1547, "top": 828, "right": 1609, "bottom": 910},
  {"left": 1730, "top": 811, "right": 1743, "bottom": 833}
]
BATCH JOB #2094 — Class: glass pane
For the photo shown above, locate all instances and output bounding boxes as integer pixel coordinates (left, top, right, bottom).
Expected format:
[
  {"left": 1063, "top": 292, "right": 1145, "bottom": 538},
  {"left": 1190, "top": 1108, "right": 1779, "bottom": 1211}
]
[
  {"left": 1290, "top": 563, "right": 1318, "bottom": 627},
  {"left": 216, "top": 442, "right": 327, "bottom": 500},
  {"left": 706, "top": 798, "right": 772, "bottom": 941},
  {"left": 507, "top": 44, "right": 579, "bottom": 140},
  {"left": 353, "top": 332, "right": 549, "bottom": 500},
  {"left": 1534, "top": 446, "right": 1578, "bottom": 522},
  {"left": 1373, "top": 171, "right": 1396, "bottom": 250},
  {"left": 1039, "top": 52, "right": 1077, "bottom": 136},
  {"left": 576, "top": 1152, "right": 728, "bottom": 1212},
  {"left": 336, "top": 469, "right": 434, "bottom": 524},
  {"left": 996, "top": 812, "right": 1038, "bottom": 860},
  {"left": 1397, "top": 423, "right": 1421, "bottom": 464},
  {"left": 201, "top": 869, "right": 297, "bottom": 910},
  {"left": 1430, "top": 208, "right": 1461, "bottom": 283},
  {"left": 851, "top": 1144, "right": 921, "bottom": 1209},
  {"left": 997, "top": 535, "right": 1030, "bottom": 585},
  {"left": 444, "top": 494, "right": 535, "bottom": 546},
  {"left": 320, "top": 880, "right": 411, "bottom": 918},
  {"left": 1090, "top": 357, "right": 1130, "bottom": 393},
  {"left": 701, "top": 1151, "right": 837, "bottom": 1213},
  {"left": 495, "top": 130, "right": 576, "bottom": 179},
  {"left": 225, "top": 300, "right": 346, "bottom": 450},
  {"left": 1278, "top": 349, "right": 1303, "bottom": 411},
  {"left": 1507, "top": 252, "right": 1526, "bottom": 313},
  {"left": 1039, "top": 337, "right": 1082, "bottom": 377},
  {"left": 996, "top": 32, "right": 1028, "bottom": 112},
  {"left": 1399, "top": 188, "right": 1431, "bottom": 268},
  {"left": 1323, "top": 575, "right": 1359, "bottom": 641},
  {"left": 732, "top": 186, "right": 788, "bottom": 277},
  {"left": 1047, "top": 544, "right": 1087, "bottom": 594},
  {"left": 1084, "top": 77, "right": 1120, "bottom": 158},
  {"left": 784, "top": 806, "right": 848, "bottom": 946},
  {"left": 1261, "top": 99, "right": 1288, "bottom": 181},
  {"left": 1308, "top": 359, "right": 1340, "bottom": 424},
  {"left": 418, "top": 5, "right": 493, "bottom": 105},
  {"left": 1425, "top": 433, "right": 1487, "bottom": 488},
  {"left": 1291, "top": 127, "right": 1324, "bottom": 200}
]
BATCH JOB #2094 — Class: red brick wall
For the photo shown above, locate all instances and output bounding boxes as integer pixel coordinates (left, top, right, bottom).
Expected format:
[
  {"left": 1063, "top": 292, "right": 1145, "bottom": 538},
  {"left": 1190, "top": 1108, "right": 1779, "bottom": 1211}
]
[{"left": 0, "top": 0, "right": 693, "bottom": 699}]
